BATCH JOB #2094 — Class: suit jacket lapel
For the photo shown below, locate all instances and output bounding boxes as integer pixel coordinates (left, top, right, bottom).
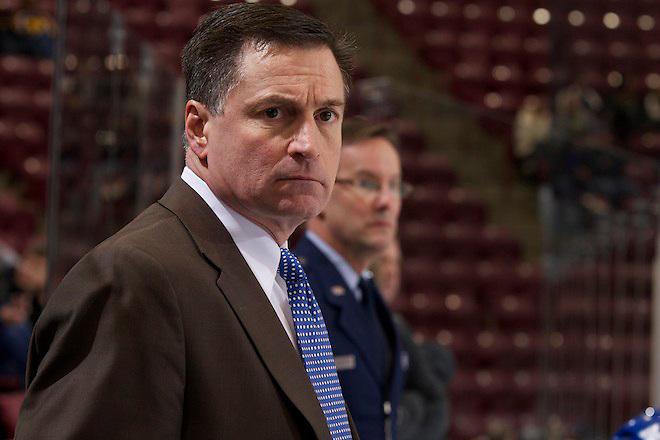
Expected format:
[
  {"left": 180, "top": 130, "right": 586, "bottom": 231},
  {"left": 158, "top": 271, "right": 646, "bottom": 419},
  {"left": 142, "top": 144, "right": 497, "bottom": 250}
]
[{"left": 159, "top": 179, "right": 330, "bottom": 440}]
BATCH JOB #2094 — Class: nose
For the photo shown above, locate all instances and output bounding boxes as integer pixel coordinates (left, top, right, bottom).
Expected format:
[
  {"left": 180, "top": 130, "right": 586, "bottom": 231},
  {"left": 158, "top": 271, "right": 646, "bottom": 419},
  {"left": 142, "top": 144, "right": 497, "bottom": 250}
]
[
  {"left": 373, "top": 184, "right": 398, "bottom": 210},
  {"left": 288, "top": 118, "right": 320, "bottom": 159}
]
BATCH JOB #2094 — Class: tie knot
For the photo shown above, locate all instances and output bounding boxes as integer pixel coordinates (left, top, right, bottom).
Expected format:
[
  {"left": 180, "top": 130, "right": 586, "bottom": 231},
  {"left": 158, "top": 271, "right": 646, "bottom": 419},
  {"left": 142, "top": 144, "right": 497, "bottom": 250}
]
[
  {"left": 278, "top": 248, "right": 306, "bottom": 284},
  {"left": 359, "top": 275, "right": 375, "bottom": 293}
]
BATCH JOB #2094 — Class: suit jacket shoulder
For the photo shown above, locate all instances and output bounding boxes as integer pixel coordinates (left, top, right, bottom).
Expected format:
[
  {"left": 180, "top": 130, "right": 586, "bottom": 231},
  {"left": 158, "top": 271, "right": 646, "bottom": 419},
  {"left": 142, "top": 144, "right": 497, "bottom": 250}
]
[{"left": 17, "top": 179, "right": 340, "bottom": 440}]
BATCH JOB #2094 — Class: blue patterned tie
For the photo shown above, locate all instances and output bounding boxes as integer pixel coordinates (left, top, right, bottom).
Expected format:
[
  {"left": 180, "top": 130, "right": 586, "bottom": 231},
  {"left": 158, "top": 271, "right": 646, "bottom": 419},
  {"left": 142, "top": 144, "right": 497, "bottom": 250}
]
[{"left": 278, "top": 247, "right": 353, "bottom": 440}]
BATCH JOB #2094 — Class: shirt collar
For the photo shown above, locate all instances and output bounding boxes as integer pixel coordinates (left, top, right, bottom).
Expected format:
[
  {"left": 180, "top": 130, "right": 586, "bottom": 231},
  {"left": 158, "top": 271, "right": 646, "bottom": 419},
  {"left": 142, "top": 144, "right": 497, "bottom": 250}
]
[
  {"left": 181, "top": 167, "right": 282, "bottom": 292},
  {"left": 305, "top": 230, "right": 371, "bottom": 300}
]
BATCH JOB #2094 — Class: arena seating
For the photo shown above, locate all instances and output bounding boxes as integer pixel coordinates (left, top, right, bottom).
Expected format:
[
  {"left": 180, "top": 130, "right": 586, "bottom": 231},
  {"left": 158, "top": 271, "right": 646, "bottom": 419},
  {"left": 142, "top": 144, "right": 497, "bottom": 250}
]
[
  {"left": 373, "top": 0, "right": 659, "bottom": 113},
  {"left": 1, "top": 0, "right": 657, "bottom": 438}
]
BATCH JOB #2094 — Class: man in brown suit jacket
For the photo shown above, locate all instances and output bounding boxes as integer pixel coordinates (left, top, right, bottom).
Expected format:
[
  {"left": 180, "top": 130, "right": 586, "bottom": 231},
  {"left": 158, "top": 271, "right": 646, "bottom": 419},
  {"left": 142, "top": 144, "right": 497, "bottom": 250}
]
[{"left": 15, "top": 4, "right": 358, "bottom": 439}]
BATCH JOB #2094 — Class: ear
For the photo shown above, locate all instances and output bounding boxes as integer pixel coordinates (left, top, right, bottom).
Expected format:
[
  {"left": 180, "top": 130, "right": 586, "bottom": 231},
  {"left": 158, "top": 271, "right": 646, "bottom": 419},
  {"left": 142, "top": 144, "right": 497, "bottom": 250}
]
[{"left": 185, "top": 100, "right": 211, "bottom": 161}]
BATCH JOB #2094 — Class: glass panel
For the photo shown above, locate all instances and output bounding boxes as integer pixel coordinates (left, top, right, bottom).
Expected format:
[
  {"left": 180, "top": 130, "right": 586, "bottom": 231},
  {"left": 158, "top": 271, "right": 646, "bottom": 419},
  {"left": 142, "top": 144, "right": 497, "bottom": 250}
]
[{"left": 47, "top": 0, "right": 184, "bottom": 288}]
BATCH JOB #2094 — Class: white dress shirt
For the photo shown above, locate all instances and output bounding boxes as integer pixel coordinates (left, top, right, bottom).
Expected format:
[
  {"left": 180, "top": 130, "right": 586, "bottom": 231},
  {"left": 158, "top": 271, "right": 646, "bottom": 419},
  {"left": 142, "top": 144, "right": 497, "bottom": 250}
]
[{"left": 181, "top": 167, "right": 297, "bottom": 348}]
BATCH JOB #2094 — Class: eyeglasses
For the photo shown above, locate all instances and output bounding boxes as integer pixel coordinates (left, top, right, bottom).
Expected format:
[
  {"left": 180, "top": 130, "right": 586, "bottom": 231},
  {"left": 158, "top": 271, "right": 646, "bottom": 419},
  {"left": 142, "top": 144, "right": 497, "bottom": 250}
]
[{"left": 335, "top": 177, "right": 414, "bottom": 199}]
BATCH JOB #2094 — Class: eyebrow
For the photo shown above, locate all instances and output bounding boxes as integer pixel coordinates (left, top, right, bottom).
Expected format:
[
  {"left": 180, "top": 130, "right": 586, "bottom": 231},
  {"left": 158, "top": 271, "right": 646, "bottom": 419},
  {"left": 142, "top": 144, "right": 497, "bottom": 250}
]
[
  {"left": 321, "top": 98, "right": 346, "bottom": 108},
  {"left": 250, "top": 94, "right": 345, "bottom": 109}
]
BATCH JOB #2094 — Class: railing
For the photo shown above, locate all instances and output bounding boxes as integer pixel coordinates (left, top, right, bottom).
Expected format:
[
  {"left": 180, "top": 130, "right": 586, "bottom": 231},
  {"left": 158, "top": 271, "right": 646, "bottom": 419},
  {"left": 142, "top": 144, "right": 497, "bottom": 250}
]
[{"left": 540, "top": 149, "right": 659, "bottom": 437}]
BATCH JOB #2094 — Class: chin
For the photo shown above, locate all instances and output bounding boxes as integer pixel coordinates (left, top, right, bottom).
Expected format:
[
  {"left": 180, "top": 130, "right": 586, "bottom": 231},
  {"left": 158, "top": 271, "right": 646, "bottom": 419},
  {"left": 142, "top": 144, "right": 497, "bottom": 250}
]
[
  {"left": 361, "top": 237, "right": 390, "bottom": 254},
  {"left": 278, "top": 196, "right": 324, "bottom": 220},
  {"left": 368, "top": 230, "right": 397, "bottom": 248}
]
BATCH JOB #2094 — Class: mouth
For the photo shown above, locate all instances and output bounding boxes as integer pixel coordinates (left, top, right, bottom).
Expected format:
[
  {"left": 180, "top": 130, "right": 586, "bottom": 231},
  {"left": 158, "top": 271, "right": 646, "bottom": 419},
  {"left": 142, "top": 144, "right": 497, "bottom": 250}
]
[
  {"left": 367, "top": 219, "right": 393, "bottom": 228},
  {"left": 278, "top": 176, "right": 324, "bottom": 185}
]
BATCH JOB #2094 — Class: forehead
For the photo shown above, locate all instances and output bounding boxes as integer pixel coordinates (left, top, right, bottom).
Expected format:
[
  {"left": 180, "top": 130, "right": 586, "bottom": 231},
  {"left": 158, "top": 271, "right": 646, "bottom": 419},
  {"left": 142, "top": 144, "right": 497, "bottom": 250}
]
[
  {"left": 230, "top": 43, "right": 344, "bottom": 102},
  {"left": 339, "top": 137, "right": 401, "bottom": 174}
]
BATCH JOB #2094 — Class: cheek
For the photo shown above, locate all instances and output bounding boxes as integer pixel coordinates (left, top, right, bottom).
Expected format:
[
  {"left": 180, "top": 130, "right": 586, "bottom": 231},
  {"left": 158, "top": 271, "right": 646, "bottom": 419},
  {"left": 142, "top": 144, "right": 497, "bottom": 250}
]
[
  {"left": 324, "top": 141, "right": 342, "bottom": 173},
  {"left": 237, "top": 147, "right": 275, "bottom": 183},
  {"left": 349, "top": 204, "right": 372, "bottom": 230},
  {"left": 329, "top": 150, "right": 341, "bottom": 173},
  {"left": 340, "top": 196, "right": 366, "bottom": 216},
  {"left": 326, "top": 198, "right": 355, "bottom": 227},
  {"left": 390, "top": 201, "right": 403, "bottom": 218}
]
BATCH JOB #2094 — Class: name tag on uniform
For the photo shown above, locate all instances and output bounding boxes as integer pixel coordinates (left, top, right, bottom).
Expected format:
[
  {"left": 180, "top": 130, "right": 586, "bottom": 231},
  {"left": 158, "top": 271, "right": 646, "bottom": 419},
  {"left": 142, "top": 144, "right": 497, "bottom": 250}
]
[
  {"left": 334, "top": 354, "right": 356, "bottom": 371},
  {"left": 330, "top": 285, "right": 346, "bottom": 296}
]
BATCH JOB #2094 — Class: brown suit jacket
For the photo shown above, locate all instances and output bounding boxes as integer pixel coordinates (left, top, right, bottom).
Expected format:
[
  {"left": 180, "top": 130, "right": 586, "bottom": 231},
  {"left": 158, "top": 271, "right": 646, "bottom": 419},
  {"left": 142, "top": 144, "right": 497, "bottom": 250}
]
[{"left": 15, "top": 178, "right": 359, "bottom": 440}]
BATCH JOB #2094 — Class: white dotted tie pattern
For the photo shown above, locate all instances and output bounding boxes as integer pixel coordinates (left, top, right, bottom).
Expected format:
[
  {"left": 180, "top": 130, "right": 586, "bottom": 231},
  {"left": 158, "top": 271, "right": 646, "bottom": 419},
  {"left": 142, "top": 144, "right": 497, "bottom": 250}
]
[{"left": 279, "top": 248, "right": 353, "bottom": 440}]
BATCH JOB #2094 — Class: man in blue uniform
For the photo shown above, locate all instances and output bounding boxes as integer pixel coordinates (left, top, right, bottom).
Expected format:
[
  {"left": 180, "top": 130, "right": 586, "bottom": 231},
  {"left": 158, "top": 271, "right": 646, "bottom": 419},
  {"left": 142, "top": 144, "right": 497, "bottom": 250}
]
[{"left": 294, "top": 118, "right": 411, "bottom": 440}]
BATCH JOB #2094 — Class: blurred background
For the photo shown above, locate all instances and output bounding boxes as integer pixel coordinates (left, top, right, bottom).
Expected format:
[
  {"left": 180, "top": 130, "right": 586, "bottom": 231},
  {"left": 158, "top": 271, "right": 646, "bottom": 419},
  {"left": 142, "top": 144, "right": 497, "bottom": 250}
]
[{"left": 0, "top": 0, "right": 658, "bottom": 438}]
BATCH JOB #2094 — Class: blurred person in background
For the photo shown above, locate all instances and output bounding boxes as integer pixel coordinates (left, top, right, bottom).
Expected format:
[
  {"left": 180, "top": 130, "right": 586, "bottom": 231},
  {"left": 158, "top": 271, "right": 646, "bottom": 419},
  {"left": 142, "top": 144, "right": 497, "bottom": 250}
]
[
  {"left": 15, "top": 4, "right": 360, "bottom": 439},
  {"left": 603, "top": 73, "right": 643, "bottom": 148},
  {"left": 0, "top": 0, "right": 54, "bottom": 57},
  {"left": 0, "top": 288, "right": 31, "bottom": 389},
  {"left": 554, "top": 73, "right": 608, "bottom": 145},
  {"left": 371, "top": 240, "right": 455, "bottom": 440},
  {"left": 512, "top": 95, "right": 554, "bottom": 184},
  {"left": 0, "top": 237, "right": 46, "bottom": 390},
  {"left": 294, "top": 118, "right": 408, "bottom": 440},
  {"left": 13, "top": 237, "right": 47, "bottom": 325}
]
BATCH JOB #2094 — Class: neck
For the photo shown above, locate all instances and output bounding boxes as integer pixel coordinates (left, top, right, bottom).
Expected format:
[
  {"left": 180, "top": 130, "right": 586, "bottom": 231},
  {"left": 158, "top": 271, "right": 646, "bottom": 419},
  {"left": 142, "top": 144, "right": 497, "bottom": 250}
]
[
  {"left": 309, "top": 228, "right": 373, "bottom": 273},
  {"left": 185, "top": 154, "right": 299, "bottom": 246},
  {"left": 222, "top": 197, "right": 300, "bottom": 247},
  {"left": 342, "top": 252, "right": 371, "bottom": 274}
]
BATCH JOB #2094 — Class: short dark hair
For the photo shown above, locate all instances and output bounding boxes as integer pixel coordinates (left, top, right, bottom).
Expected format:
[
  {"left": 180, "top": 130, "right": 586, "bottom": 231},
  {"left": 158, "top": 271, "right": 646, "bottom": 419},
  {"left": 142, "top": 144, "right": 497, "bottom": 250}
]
[
  {"left": 182, "top": 3, "right": 356, "bottom": 115},
  {"left": 341, "top": 117, "right": 400, "bottom": 150}
]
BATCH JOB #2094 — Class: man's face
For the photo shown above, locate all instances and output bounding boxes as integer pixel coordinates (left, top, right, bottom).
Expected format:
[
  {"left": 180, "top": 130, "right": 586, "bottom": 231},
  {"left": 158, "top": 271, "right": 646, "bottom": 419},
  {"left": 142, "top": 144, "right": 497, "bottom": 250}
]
[
  {"left": 189, "top": 44, "right": 345, "bottom": 241},
  {"left": 321, "top": 137, "right": 403, "bottom": 258},
  {"left": 372, "top": 241, "right": 402, "bottom": 305}
]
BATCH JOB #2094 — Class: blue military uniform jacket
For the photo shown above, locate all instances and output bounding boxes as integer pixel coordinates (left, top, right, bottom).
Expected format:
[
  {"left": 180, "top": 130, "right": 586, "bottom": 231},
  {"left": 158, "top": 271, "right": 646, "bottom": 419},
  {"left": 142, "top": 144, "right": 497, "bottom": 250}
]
[{"left": 294, "top": 234, "right": 404, "bottom": 440}]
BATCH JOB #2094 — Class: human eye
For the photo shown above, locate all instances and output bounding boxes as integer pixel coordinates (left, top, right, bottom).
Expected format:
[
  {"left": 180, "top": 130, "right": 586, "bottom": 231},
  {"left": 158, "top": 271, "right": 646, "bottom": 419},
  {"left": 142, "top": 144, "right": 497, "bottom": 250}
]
[
  {"left": 389, "top": 180, "right": 413, "bottom": 198},
  {"left": 358, "top": 178, "right": 380, "bottom": 192},
  {"left": 263, "top": 107, "right": 281, "bottom": 119},
  {"left": 316, "top": 109, "right": 338, "bottom": 122},
  {"left": 388, "top": 180, "right": 402, "bottom": 193}
]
